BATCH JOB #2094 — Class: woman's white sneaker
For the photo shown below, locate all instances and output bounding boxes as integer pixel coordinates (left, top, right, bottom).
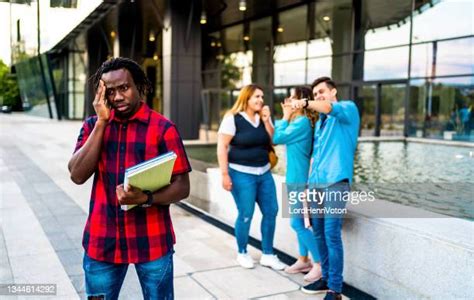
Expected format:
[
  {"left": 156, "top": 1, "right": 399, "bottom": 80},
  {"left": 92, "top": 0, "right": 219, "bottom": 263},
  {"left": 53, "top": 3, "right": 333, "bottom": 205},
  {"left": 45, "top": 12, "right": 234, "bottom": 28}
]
[
  {"left": 237, "top": 253, "right": 255, "bottom": 269},
  {"left": 260, "top": 254, "right": 286, "bottom": 270}
]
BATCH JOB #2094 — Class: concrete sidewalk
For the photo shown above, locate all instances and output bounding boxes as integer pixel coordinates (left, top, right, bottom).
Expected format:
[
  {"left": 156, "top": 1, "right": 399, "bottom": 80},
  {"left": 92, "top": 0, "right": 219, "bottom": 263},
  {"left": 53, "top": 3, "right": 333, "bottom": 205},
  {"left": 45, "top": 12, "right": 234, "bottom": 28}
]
[{"left": 0, "top": 113, "right": 347, "bottom": 299}]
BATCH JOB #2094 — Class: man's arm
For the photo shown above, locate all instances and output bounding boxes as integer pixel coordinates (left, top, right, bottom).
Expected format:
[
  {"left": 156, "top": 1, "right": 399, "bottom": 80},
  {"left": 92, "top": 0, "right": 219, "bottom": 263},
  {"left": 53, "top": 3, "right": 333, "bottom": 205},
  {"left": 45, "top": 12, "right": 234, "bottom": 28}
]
[
  {"left": 68, "top": 80, "right": 110, "bottom": 184},
  {"left": 326, "top": 101, "right": 358, "bottom": 124},
  {"left": 291, "top": 99, "right": 357, "bottom": 124},
  {"left": 68, "top": 120, "right": 107, "bottom": 184},
  {"left": 291, "top": 99, "right": 333, "bottom": 114},
  {"left": 116, "top": 173, "right": 190, "bottom": 206}
]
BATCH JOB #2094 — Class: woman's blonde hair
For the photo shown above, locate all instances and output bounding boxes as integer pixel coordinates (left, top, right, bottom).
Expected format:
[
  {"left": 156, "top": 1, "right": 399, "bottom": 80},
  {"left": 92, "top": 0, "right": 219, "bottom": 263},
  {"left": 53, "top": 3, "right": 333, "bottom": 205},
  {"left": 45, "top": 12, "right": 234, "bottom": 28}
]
[
  {"left": 227, "top": 84, "right": 263, "bottom": 116},
  {"left": 293, "top": 86, "right": 319, "bottom": 127}
]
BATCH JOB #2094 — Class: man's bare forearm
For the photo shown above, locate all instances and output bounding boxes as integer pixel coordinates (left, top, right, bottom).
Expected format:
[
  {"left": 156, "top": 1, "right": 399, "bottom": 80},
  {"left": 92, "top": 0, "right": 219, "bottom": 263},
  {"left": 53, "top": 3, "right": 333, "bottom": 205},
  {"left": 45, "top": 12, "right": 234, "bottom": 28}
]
[{"left": 68, "top": 120, "right": 107, "bottom": 184}]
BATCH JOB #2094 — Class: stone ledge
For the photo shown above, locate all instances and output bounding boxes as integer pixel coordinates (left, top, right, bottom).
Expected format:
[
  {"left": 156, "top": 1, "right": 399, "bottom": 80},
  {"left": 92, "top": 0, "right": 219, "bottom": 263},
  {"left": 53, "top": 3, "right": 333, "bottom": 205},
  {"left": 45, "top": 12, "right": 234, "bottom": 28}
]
[{"left": 188, "top": 167, "right": 474, "bottom": 298}]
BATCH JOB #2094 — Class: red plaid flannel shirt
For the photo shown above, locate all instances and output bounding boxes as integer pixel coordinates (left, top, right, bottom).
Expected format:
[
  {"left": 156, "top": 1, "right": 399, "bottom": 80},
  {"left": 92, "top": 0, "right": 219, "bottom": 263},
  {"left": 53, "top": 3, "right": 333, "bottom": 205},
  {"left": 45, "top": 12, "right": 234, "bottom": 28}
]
[{"left": 74, "top": 102, "right": 191, "bottom": 263}]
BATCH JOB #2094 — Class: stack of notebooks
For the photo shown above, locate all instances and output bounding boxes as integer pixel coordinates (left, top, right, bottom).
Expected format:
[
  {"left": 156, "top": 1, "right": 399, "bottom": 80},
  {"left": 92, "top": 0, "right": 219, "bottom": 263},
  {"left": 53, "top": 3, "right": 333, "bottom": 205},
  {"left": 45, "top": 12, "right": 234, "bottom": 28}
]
[{"left": 122, "top": 151, "right": 177, "bottom": 210}]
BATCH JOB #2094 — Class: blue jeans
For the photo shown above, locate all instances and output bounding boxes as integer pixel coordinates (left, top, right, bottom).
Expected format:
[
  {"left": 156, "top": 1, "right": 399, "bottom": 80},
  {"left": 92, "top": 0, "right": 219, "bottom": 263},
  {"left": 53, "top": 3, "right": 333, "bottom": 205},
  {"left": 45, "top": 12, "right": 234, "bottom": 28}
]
[
  {"left": 229, "top": 168, "right": 278, "bottom": 254},
  {"left": 309, "top": 181, "right": 349, "bottom": 293},
  {"left": 83, "top": 251, "right": 174, "bottom": 300},
  {"left": 287, "top": 183, "right": 320, "bottom": 261},
  {"left": 290, "top": 216, "right": 320, "bottom": 261}
]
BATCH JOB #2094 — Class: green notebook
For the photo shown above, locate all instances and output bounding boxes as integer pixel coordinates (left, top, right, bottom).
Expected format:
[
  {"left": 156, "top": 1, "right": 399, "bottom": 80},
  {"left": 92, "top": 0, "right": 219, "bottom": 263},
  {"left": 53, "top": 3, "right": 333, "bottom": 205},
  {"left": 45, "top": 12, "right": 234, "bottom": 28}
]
[{"left": 122, "top": 151, "right": 177, "bottom": 211}]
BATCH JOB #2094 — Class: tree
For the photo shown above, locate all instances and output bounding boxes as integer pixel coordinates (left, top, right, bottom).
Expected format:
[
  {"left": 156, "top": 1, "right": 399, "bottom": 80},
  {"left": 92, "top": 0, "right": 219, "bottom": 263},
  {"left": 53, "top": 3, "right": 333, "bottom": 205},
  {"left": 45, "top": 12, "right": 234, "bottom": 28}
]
[
  {"left": 221, "top": 55, "right": 241, "bottom": 89},
  {"left": 0, "top": 59, "right": 21, "bottom": 108}
]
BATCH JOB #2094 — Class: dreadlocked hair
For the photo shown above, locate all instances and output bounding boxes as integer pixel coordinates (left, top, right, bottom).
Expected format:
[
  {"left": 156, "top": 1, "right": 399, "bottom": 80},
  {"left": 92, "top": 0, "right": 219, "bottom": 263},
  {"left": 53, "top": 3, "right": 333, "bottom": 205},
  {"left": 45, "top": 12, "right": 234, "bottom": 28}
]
[{"left": 90, "top": 57, "right": 153, "bottom": 97}]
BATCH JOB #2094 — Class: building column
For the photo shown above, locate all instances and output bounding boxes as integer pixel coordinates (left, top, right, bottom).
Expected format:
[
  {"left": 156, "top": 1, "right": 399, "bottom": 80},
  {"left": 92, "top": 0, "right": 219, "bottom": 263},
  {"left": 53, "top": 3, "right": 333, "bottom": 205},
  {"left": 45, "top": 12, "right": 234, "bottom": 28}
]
[
  {"left": 251, "top": 19, "right": 273, "bottom": 107},
  {"left": 351, "top": 0, "right": 365, "bottom": 122},
  {"left": 331, "top": 3, "right": 353, "bottom": 83},
  {"left": 162, "top": 0, "right": 201, "bottom": 139},
  {"left": 118, "top": 1, "right": 142, "bottom": 61},
  {"left": 85, "top": 23, "right": 109, "bottom": 117}
]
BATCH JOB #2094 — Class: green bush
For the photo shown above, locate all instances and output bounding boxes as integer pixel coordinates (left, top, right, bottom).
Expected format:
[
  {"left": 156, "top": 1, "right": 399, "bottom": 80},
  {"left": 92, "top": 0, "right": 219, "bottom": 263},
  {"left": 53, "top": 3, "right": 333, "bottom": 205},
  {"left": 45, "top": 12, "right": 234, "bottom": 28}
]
[{"left": 0, "top": 59, "right": 20, "bottom": 107}]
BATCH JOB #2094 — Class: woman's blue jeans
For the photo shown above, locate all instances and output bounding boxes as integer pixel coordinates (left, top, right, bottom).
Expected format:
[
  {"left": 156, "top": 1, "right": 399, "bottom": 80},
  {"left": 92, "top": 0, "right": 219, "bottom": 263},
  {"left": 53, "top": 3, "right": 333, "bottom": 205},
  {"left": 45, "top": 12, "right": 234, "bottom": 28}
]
[
  {"left": 288, "top": 186, "right": 320, "bottom": 262},
  {"left": 83, "top": 251, "right": 174, "bottom": 300},
  {"left": 229, "top": 168, "right": 278, "bottom": 255}
]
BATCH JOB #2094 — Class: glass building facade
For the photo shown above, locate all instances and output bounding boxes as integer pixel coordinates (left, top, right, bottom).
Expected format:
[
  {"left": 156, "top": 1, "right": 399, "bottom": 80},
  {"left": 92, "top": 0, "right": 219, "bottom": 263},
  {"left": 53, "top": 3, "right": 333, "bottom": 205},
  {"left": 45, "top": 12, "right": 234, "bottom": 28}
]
[
  {"left": 201, "top": 0, "right": 474, "bottom": 141},
  {"left": 8, "top": 0, "right": 106, "bottom": 120},
  {"left": 10, "top": 0, "right": 474, "bottom": 141}
]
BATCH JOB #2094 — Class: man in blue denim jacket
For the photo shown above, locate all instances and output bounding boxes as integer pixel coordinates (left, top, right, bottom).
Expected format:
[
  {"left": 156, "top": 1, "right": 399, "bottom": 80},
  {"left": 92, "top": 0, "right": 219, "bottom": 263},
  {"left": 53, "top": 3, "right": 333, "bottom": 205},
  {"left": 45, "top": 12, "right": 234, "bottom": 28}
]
[{"left": 291, "top": 77, "right": 360, "bottom": 300}]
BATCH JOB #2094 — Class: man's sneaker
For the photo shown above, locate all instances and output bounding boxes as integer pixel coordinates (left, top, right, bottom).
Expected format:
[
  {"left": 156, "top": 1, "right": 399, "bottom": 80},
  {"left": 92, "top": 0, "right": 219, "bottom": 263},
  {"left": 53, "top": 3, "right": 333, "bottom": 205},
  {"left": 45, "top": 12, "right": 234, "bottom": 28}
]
[
  {"left": 259, "top": 254, "right": 286, "bottom": 270},
  {"left": 324, "top": 291, "right": 342, "bottom": 300},
  {"left": 300, "top": 278, "right": 329, "bottom": 294},
  {"left": 236, "top": 253, "right": 254, "bottom": 269}
]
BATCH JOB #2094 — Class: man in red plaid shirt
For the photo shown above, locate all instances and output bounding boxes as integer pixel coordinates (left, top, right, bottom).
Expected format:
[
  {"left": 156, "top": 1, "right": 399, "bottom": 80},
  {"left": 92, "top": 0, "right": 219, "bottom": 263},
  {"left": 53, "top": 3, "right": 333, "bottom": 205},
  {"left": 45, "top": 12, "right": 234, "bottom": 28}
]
[{"left": 68, "top": 57, "right": 191, "bottom": 300}]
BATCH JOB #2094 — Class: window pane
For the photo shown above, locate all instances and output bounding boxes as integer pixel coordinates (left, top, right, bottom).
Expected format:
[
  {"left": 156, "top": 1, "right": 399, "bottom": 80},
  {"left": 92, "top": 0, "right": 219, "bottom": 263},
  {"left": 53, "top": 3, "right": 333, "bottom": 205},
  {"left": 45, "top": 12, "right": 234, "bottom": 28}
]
[
  {"left": 276, "top": 5, "right": 307, "bottom": 45},
  {"left": 411, "top": 37, "right": 474, "bottom": 78},
  {"left": 227, "top": 52, "right": 253, "bottom": 88},
  {"left": 202, "top": 28, "right": 243, "bottom": 95},
  {"left": 358, "top": 85, "right": 376, "bottom": 136},
  {"left": 40, "top": 54, "right": 58, "bottom": 119},
  {"left": 410, "top": 42, "right": 433, "bottom": 78},
  {"left": 380, "top": 84, "right": 405, "bottom": 136},
  {"left": 202, "top": 31, "right": 223, "bottom": 89},
  {"left": 365, "top": 23, "right": 410, "bottom": 50},
  {"left": 223, "top": 25, "right": 244, "bottom": 53},
  {"left": 274, "top": 42, "right": 306, "bottom": 62},
  {"left": 274, "top": 60, "right": 305, "bottom": 86},
  {"left": 273, "top": 88, "right": 290, "bottom": 119},
  {"left": 436, "top": 38, "right": 474, "bottom": 76},
  {"left": 307, "top": 56, "right": 332, "bottom": 84},
  {"left": 307, "top": 38, "right": 332, "bottom": 57},
  {"left": 364, "top": 46, "right": 408, "bottom": 80},
  {"left": 314, "top": 0, "right": 353, "bottom": 56},
  {"left": 363, "top": 0, "right": 411, "bottom": 49},
  {"left": 412, "top": 0, "right": 474, "bottom": 43},
  {"left": 203, "top": 90, "right": 232, "bottom": 130},
  {"left": 16, "top": 57, "right": 50, "bottom": 118},
  {"left": 250, "top": 17, "right": 272, "bottom": 85},
  {"left": 49, "top": 54, "right": 68, "bottom": 118},
  {"left": 408, "top": 76, "right": 474, "bottom": 141}
]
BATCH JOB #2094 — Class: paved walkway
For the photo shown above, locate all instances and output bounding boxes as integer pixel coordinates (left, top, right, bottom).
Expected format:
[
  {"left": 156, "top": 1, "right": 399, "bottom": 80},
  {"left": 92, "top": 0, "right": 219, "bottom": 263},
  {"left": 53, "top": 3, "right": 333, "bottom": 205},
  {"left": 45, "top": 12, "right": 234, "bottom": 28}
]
[{"left": 0, "top": 113, "right": 347, "bottom": 299}]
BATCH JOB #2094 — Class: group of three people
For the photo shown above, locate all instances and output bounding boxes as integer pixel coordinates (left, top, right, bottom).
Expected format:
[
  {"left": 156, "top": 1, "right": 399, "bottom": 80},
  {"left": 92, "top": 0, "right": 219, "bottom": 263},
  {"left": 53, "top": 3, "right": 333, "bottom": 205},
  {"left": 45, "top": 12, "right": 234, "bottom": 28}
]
[
  {"left": 217, "top": 78, "right": 360, "bottom": 300},
  {"left": 69, "top": 57, "right": 359, "bottom": 300}
]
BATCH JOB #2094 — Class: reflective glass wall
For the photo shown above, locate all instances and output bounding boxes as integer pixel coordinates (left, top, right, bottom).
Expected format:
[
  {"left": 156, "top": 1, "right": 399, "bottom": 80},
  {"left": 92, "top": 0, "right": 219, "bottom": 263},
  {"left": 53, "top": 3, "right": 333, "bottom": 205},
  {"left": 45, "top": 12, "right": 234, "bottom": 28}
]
[
  {"left": 16, "top": 54, "right": 58, "bottom": 119},
  {"left": 408, "top": 0, "right": 474, "bottom": 141},
  {"left": 67, "top": 33, "right": 88, "bottom": 120},
  {"left": 201, "top": 0, "right": 474, "bottom": 141}
]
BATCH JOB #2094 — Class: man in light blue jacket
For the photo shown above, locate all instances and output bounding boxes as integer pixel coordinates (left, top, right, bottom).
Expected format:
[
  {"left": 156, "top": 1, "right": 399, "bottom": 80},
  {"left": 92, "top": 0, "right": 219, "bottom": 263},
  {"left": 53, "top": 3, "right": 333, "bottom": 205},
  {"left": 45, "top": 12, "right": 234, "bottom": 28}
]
[{"left": 291, "top": 77, "right": 360, "bottom": 300}]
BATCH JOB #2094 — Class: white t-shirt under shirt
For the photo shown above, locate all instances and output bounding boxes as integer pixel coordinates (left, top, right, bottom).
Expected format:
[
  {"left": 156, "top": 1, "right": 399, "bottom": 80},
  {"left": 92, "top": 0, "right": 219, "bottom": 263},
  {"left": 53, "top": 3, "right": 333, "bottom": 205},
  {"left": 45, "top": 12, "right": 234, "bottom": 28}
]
[{"left": 218, "top": 112, "right": 273, "bottom": 175}]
